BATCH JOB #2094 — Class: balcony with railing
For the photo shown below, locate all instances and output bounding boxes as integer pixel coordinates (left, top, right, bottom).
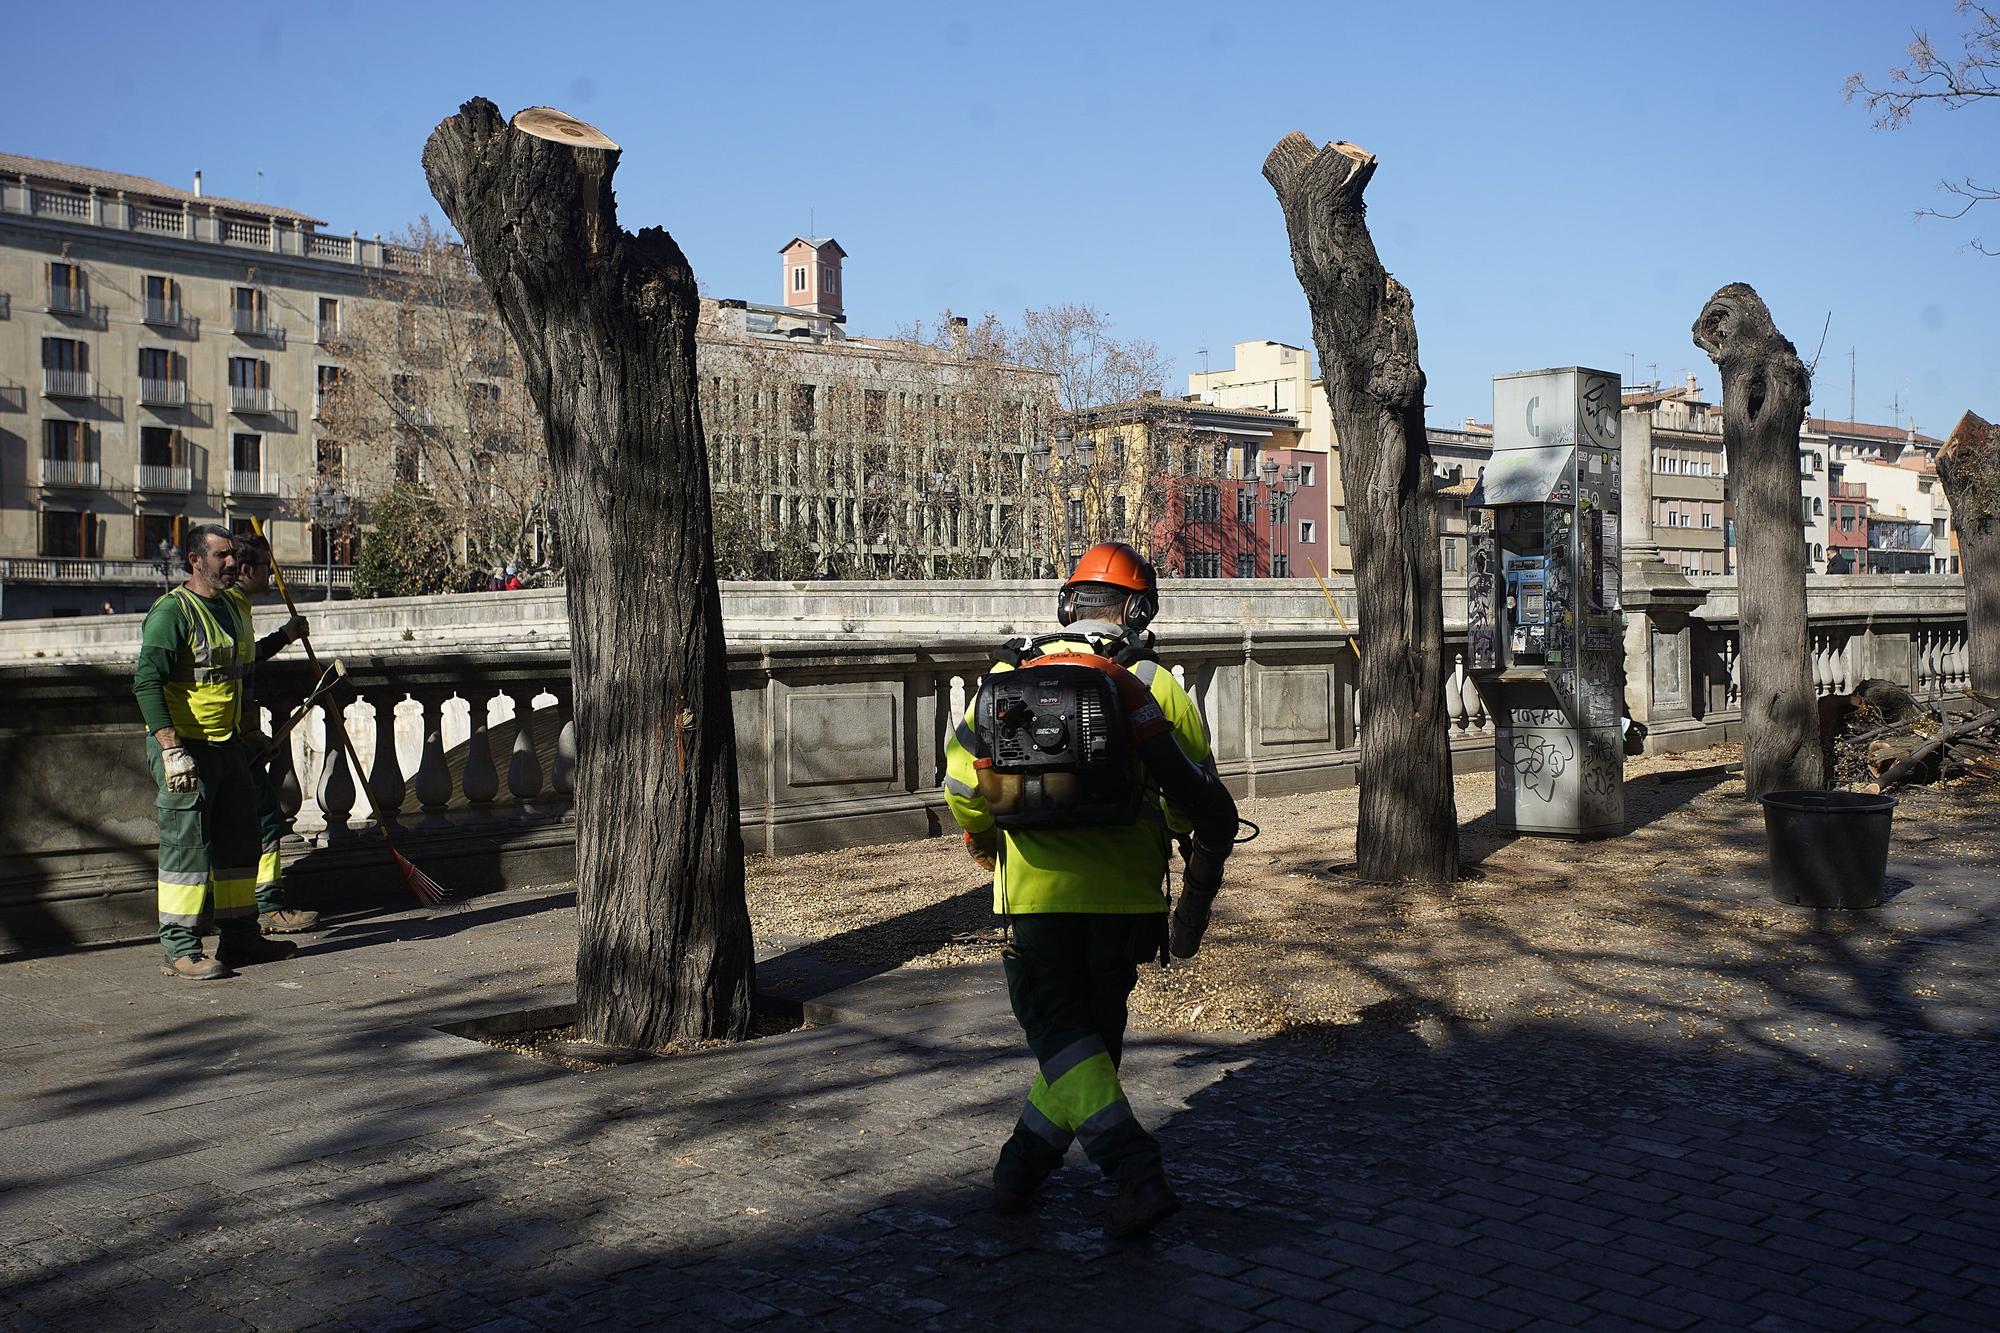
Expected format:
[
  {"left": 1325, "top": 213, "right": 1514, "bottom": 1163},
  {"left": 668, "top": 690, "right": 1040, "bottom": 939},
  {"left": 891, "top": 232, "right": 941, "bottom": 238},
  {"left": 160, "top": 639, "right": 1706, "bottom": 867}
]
[
  {"left": 39, "top": 456, "right": 100, "bottom": 487},
  {"left": 139, "top": 377, "right": 188, "bottom": 407},
  {"left": 230, "top": 385, "right": 275, "bottom": 413},
  {"left": 29, "top": 189, "right": 89, "bottom": 220},
  {"left": 136, "top": 462, "right": 193, "bottom": 492},
  {"left": 222, "top": 217, "right": 272, "bottom": 248},
  {"left": 142, "top": 297, "right": 199, "bottom": 335},
  {"left": 228, "top": 470, "right": 277, "bottom": 497},
  {"left": 46, "top": 284, "right": 107, "bottom": 326},
  {"left": 42, "top": 368, "right": 93, "bottom": 398},
  {"left": 233, "top": 310, "right": 287, "bottom": 346},
  {"left": 5, "top": 178, "right": 406, "bottom": 274},
  {"left": 131, "top": 205, "right": 186, "bottom": 236}
]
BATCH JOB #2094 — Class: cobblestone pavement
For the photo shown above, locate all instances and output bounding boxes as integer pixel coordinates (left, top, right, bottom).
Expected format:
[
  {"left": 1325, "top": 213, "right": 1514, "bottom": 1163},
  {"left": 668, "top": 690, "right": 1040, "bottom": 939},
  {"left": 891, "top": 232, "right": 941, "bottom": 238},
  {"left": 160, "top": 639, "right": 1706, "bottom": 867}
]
[{"left": 5, "top": 841, "right": 2000, "bottom": 1332}]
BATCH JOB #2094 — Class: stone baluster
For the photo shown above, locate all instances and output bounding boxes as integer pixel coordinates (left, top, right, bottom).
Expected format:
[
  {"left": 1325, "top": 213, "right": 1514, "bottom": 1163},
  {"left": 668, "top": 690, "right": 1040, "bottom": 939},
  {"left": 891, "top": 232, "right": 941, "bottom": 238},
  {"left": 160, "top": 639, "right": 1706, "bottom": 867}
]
[
  {"left": 1951, "top": 630, "right": 1970, "bottom": 694},
  {"left": 1462, "top": 669, "right": 1489, "bottom": 736},
  {"left": 1446, "top": 654, "right": 1469, "bottom": 737},
  {"left": 1834, "top": 636, "right": 1853, "bottom": 696},
  {"left": 314, "top": 702, "right": 358, "bottom": 841},
  {"left": 1916, "top": 630, "right": 1935, "bottom": 697},
  {"left": 272, "top": 724, "right": 304, "bottom": 825},
  {"left": 366, "top": 692, "right": 407, "bottom": 825},
  {"left": 411, "top": 687, "right": 456, "bottom": 828},
  {"left": 461, "top": 691, "right": 500, "bottom": 816},
  {"left": 507, "top": 692, "right": 545, "bottom": 817},
  {"left": 1724, "top": 637, "right": 1741, "bottom": 709},
  {"left": 549, "top": 694, "right": 577, "bottom": 799}
]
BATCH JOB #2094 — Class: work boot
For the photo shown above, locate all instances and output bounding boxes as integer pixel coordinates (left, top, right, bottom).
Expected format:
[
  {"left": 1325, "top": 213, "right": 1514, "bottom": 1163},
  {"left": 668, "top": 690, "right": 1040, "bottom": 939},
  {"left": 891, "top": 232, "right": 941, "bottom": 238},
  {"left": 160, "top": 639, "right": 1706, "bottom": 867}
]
[
  {"left": 161, "top": 955, "right": 228, "bottom": 981},
  {"left": 216, "top": 932, "right": 298, "bottom": 967},
  {"left": 992, "top": 1164, "right": 1039, "bottom": 1216},
  {"left": 258, "top": 908, "right": 321, "bottom": 934},
  {"left": 1105, "top": 1166, "right": 1180, "bottom": 1240}
]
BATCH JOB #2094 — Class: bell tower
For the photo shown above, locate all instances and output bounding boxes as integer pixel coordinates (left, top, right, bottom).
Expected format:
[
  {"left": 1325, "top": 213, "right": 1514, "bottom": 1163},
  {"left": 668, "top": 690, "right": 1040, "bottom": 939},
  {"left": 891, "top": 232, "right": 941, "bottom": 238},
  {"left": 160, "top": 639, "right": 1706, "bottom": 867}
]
[{"left": 780, "top": 236, "right": 846, "bottom": 322}]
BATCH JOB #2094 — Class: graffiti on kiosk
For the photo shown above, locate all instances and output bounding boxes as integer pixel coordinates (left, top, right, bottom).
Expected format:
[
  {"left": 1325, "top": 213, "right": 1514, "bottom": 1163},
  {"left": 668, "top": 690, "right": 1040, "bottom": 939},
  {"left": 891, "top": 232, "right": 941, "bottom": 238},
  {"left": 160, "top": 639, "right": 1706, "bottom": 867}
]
[{"left": 1508, "top": 732, "right": 1574, "bottom": 802}]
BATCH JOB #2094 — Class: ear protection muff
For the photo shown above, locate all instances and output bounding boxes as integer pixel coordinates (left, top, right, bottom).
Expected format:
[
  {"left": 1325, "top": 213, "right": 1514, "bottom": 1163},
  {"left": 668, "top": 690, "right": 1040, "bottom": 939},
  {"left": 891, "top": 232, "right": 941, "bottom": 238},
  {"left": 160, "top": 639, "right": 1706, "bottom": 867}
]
[{"left": 1057, "top": 584, "right": 1158, "bottom": 630}]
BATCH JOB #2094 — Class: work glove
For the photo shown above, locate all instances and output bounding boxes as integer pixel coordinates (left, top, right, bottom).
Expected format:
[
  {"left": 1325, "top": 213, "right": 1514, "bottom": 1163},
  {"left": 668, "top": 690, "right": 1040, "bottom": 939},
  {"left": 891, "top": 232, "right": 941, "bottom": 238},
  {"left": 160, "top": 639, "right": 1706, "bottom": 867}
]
[
  {"left": 1169, "top": 834, "right": 1230, "bottom": 959},
  {"left": 161, "top": 746, "right": 198, "bottom": 794},
  {"left": 283, "top": 615, "right": 310, "bottom": 643},
  {"left": 964, "top": 827, "right": 997, "bottom": 871}
]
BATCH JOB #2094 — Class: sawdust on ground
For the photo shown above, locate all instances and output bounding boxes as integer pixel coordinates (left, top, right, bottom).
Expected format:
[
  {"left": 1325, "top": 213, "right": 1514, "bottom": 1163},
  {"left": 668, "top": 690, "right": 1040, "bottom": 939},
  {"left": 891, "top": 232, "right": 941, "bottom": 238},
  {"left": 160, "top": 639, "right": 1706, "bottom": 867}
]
[{"left": 743, "top": 744, "right": 2000, "bottom": 1048}]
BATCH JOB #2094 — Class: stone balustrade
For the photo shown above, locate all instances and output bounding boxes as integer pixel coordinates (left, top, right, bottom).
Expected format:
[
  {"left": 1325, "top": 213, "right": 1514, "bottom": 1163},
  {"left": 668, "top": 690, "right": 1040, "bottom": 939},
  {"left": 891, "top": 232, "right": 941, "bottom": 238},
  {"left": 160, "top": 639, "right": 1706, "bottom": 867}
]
[{"left": 0, "top": 573, "right": 1971, "bottom": 953}]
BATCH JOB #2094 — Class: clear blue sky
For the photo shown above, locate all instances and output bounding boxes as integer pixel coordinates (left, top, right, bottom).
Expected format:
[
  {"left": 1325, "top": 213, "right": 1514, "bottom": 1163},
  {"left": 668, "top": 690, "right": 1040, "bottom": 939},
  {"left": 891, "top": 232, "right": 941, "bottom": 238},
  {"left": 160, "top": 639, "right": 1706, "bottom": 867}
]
[{"left": 10, "top": 1, "right": 1993, "bottom": 437}]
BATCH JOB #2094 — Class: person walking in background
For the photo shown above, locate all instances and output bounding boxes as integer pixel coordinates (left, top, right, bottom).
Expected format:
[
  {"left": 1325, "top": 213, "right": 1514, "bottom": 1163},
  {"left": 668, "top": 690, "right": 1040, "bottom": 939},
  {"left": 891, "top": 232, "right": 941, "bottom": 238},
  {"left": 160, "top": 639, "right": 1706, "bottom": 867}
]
[{"left": 232, "top": 532, "right": 320, "bottom": 934}]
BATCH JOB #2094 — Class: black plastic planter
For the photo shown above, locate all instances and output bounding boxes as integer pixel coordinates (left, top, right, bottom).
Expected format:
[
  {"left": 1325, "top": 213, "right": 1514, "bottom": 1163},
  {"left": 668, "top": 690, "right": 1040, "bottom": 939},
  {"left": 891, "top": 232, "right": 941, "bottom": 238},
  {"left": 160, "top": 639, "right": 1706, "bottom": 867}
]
[{"left": 1758, "top": 790, "right": 1897, "bottom": 909}]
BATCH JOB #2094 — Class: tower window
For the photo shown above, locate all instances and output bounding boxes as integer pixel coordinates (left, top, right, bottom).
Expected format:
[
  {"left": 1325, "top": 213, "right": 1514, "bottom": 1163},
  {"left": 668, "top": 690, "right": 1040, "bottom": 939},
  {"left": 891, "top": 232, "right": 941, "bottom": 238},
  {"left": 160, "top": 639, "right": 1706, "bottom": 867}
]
[{"left": 793, "top": 266, "right": 807, "bottom": 292}]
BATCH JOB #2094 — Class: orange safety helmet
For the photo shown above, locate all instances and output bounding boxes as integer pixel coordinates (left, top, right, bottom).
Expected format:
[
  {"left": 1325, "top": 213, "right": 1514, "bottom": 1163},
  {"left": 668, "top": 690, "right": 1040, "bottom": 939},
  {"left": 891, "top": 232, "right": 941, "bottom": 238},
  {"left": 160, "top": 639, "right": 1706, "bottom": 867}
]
[{"left": 1058, "top": 541, "right": 1159, "bottom": 630}]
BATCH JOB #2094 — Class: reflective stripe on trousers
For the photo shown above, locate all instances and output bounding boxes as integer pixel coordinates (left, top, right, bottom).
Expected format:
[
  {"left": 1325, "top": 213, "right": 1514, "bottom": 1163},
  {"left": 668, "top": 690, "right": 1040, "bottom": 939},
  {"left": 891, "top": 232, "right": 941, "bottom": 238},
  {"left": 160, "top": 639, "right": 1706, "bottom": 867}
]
[{"left": 1019, "top": 1034, "right": 1137, "bottom": 1152}]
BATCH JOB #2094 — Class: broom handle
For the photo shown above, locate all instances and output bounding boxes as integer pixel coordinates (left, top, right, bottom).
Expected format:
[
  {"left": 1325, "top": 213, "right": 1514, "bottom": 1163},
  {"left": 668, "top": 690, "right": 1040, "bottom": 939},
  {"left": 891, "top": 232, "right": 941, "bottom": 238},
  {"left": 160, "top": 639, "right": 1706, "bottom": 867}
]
[{"left": 250, "top": 519, "right": 395, "bottom": 847}]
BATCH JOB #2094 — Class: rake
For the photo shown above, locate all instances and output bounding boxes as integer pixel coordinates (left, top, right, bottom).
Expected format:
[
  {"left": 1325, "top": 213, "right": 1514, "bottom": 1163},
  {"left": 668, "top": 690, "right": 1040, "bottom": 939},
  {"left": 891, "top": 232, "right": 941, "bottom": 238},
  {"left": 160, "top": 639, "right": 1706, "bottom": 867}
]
[{"left": 250, "top": 519, "right": 450, "bottom": 907}]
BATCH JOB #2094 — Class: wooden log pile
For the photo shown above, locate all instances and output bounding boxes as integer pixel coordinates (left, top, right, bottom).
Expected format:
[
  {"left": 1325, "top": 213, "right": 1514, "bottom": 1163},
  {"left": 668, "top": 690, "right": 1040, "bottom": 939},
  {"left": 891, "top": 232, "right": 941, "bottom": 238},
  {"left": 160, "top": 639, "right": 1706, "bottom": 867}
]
[{"left": 1821, "top": 678, "right": 2000, "bottom": 791}]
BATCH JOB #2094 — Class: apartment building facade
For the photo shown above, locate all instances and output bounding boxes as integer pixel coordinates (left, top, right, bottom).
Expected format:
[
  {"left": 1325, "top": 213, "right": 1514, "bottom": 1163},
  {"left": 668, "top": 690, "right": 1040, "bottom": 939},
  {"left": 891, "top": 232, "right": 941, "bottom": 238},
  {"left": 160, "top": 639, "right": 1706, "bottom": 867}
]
[
  {"left": 1186, "top": 340, "right": 1350, "bottom": 573},
  {"left": 1070, "top": 396, "right": 1319, "bottom": 579},
  {"left": 1428, "top": 422, "right": 1493, "bottom": 578},
  {"left": 0, "top": 152, "right": 393, "bottom": 617},
  {"left": 1805, "top": 417, "right": 1955, "bottom": 575},
  {"left": 698, "top": 247, "right": 1056, "bottom": 579}
]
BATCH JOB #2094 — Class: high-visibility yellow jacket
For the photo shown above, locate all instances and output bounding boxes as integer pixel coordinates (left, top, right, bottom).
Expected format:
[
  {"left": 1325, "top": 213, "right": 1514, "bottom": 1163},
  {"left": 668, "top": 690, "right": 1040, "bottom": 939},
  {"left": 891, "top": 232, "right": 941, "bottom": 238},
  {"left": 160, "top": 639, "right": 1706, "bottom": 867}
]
[
  {"left": 133, "top": 587, "right": 254, "bottom": 743},
  {"left": 943, "top": 627, "right": 1211, "bottom": 915}
]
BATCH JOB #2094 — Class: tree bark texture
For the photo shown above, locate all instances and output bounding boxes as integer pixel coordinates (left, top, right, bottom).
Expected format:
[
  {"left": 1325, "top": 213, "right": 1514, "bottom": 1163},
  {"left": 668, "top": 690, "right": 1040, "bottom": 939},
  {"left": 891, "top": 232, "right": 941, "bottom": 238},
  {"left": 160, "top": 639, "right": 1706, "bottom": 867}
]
[
  {"left": 423, "top": 99, "right": 754, "bottom": 1046},
  {"left": 1940, "top": 411, "right": 2000, "bottom": 701},
  {"left": 1264, "top": 134, "right": 1459, "bottom": 883},
  {"left": 1691, "top": 283, "right": 1827, "bottom": 797}
]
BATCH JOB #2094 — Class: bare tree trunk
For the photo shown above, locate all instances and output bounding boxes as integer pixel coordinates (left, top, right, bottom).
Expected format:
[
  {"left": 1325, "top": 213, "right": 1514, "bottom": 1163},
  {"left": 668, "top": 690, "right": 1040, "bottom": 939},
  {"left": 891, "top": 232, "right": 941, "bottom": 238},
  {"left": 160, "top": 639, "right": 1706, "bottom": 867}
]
[
  {"left": 1264, "top": 135, "right": 1458, "bottom": 883},
  {"left": 424, "top": 99, "right": 753, "bottom": 1046},
  {"left": 1940, "top": 411, "right": 2000, "bottom": 701},
  {"left": 1692, "top": 283, "right": 1826, "bottom": 796}
]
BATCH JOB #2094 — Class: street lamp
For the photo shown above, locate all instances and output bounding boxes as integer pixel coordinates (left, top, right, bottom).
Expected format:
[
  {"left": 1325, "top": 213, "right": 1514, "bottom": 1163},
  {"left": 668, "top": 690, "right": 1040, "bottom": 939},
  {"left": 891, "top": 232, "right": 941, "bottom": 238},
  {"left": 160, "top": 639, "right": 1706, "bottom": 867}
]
[
  {"left": 154, "top": 538, "right": 180, "bottom": 594},
  {"left": 1033, "top": 422, "right": 1096, "bottom": 575},
  {"left": 1259, "top": 456, "right": 1301, "bottom": 577},
  {"left": 306, "top": 481, "right": 352, "bottom": 602}
]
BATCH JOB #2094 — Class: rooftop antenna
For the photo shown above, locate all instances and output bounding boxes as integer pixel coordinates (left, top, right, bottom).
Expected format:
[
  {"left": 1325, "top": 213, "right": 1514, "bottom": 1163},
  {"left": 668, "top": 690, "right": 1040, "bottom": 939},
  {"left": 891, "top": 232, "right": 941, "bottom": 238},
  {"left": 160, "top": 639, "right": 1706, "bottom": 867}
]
[
  {"left": 1646, "top": 362, "right": 1658, "bottom": 385},
  {"left": 1197, "top": 346, "right": 1210, "bottom": 378},
  {"left": 1624, "top": 352, "right": 1636, "bottom": 385}
]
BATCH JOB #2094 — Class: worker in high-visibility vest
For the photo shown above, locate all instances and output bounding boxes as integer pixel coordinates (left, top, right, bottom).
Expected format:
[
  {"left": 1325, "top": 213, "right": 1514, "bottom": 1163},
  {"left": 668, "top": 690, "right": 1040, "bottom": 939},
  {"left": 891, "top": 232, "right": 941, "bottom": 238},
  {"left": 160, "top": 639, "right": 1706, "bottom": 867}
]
[
  {"left": 230, "top": 532, "right": 320, "bottom": 934},
  {"left": 132, "top": 525, "right": 309, "bottom": 979},
  {"left": 944, "top": 542, "right": 1238, "bottom": 1239}
]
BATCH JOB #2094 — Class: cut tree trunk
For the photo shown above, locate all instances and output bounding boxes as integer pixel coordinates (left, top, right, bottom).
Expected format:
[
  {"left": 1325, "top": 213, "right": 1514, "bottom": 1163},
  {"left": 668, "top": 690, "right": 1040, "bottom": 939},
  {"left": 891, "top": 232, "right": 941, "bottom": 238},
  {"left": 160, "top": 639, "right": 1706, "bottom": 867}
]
[
  {"left": 424, "top": 100, "right": 754, "bottom": 1047},
  {"left": 1692, "top": 284, "right": 1827, "bottom": 797},
  {"left": 1940, "top": 411, "right": 2000, "bottom": 701},
  {"left": 1264, "top": 134, "right": 1458, "bottom": 883}
]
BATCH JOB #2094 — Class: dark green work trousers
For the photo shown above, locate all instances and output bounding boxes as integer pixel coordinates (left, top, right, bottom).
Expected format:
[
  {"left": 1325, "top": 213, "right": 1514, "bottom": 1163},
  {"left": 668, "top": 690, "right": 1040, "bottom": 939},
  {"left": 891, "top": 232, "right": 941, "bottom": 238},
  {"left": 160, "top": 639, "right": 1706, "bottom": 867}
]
[{"left": 996, "top": 913, "right": 1167, "bottom": 1188}]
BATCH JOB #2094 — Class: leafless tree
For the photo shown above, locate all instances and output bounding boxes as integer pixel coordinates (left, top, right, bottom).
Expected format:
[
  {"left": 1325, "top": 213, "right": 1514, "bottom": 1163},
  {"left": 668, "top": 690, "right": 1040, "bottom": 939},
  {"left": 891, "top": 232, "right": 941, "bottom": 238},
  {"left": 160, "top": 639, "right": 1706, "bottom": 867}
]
[
  {"left": 1693, "top": 283, "right": 1827, "bottom": 795},
  {"left": 425, "top": 100, "right": 753, "bottom": 1049},
  {"left": 1848, "top": 2, "right": 2000, "bottom": 253},
  {"left": 1940, "top": 411, "right": 2000, "bottom": 699},
  {"left": 1265, "top": 134, "right": 1459, "bottom": 884},
  {"left": 1013, "top": 303, "right": 1172, "bottom": 414},
  {"left": 315, "top": 219, "right": 553, "bottom": 584}
]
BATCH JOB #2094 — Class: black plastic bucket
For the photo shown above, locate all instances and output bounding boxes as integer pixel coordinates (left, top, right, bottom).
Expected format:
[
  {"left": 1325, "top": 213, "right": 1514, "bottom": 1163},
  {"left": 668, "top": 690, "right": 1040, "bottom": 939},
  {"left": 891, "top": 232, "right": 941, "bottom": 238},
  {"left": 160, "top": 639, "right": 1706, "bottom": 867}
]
[{"left": 1758, "top": 790, "right": 1897, "bottom": 909}]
